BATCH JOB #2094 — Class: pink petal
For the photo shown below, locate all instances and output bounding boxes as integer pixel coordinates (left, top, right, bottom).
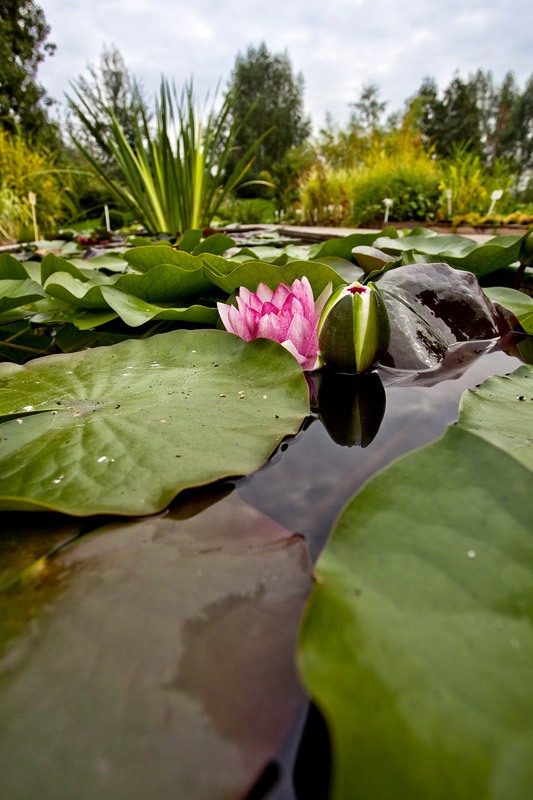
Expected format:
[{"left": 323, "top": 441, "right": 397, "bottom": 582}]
[
  {"left": 261, "top": 301, "right": 281, "bottom": 316},
  {"left": 244, "top": 305, "right": 262, "bottom": 336},
  {"left": 280, "top": 338, "right": 307, "bottom": 366},
  {"left": 291, "top": 277, "right": 315, "bottom": 322},
  {"left": 217, "top": 302, "right": 233, "bottom": 333},
  {"left": 248, "top": 292, "right": 264, "bottom": 313},
  {"left": 256, "top": 283, "right": 274, "bottom": 303},
  {"left": 236, "top": 290, "right": 263, "bottom": 315},
  {"left": 256, "top": 312, "right": 287, "bottom": 343},
  {"left": 236, "top": 294, "right": 250, "bottom": 315},
  {"left": 286, "top": 313, "right": 314, "bottom": 356},
  {"left": 282, "top": 295, "right": 305, "bottom": 320},
  {"left": 275, "top": 305, "right": 296, "bottom": 338},
  {"left": 281, "top": 339, "right": 320, "bottom": 371},
  {"left": 228, "top": 305, "right": 253, "bottom": 341},
  {"left": 237, "top": 286, "right": 253, "bottom": 306},
  {"left": 271, "top": 282, "right": 291, "bottom": 308}
]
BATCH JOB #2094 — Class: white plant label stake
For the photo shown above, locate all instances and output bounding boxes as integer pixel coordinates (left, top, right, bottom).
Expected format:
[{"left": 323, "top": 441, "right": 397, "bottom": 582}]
[
  {"left": 488, "top": 189, "right": 503, "bottom": 216},
  {"left": 383, "top": 197, "right": 393, "bottom": 223}
]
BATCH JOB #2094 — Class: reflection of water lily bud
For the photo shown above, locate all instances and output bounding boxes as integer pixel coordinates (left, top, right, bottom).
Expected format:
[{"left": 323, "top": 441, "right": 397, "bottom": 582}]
[
  {"left": 315, "top": 369, "right": 386, "bottom": 447},
  {"left": 318, "top": 281, "right": 390, "bottom": 373}
]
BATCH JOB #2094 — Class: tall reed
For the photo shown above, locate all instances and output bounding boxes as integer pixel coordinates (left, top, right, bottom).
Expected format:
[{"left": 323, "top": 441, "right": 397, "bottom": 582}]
[{"left": 68, "top": 79, "right": 269, "bottom": 233}]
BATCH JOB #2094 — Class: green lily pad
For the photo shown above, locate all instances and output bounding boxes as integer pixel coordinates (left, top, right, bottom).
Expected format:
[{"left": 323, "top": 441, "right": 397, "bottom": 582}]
[
  {"left": 457, "top": 365, "right": 533, "bottom": 469},
  {"left": 298, "top": 366, "right": 533, "bottom": 800},
  {"left": 0, "top": 329, "right": 309, "bottom": 515},
  {"left": 0, "top": 279, "right": 46, "bottom": 316},
  {"left": 202, "top": 259, "right": 346, "bottom": 297},
  {"left": 309, "top": 231, "right": 388, "bottom": 261},
  {"left": 0, "top": 254, "right": 29, "bottom": 279},
  {"left": 192, "top": 232, "right": 236, "bottom": 255},
  {"left": 0, "top": 494, "right": 312, "bottom": 800},
  {"left": 123, "top": 245, "right": 202, "bottom": 273},
  {"left": 483, "top": 287, "right": 533, "bottom": 334},
  {"left": 41, "top": 253, "right": 100, "bottom": 283},
  {"left": 99, "top": 286, "right": 218, "bottom": 326},
  {"left": 115, "top": 263, "right": 214, "bottom": 300},
  {"left": 42, "top": 266, "right": 216, "bottom": 324},
  {"left": 43, "top": 271, "right": 114, "bottom": 308},
  {"left": 373, "top": 233, "right": 522, "bottom": 277},
  {"left": 69, "top": 252, "right": 128, "bottom": 272}
]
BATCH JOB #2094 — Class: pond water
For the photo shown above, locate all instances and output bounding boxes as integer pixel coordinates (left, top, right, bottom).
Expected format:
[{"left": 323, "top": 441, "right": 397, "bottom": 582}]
[
  {"left": 235, "top": 343, "right": 524, "bottom": 800},
  {"left": 239, "top": 345, "right": 523, "bottom": 561}
]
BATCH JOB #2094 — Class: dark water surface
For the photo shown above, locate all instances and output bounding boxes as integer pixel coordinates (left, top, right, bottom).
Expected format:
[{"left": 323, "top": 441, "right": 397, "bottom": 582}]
[{"left": 238, "top": 347, "right": 523, "bottom": 562}]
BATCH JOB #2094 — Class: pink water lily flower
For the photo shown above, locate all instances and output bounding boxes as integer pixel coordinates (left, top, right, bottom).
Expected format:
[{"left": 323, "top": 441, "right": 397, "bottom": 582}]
[{"left": 217, "top": 277, "right": 332, "bottom": 371}]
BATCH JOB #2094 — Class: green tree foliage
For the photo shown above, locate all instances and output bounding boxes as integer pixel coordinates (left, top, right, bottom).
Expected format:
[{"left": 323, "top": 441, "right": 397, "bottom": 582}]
[
  {"left": 349, "top": 82, "right": 387, "bottom": 135},
  {"left": 411, "top": 69, "right": 533, "bottom": 171},
  {"left": 414, "top": 74, "right": 483, "bottom": 159},
  {"left": 0, "top": 0, "right": 57, "bottom": 143},
  {"left": 66, "top": 45, "right": 152, "bottom": 175},
  {"left": 511, "top": 75, "right": 533, "bottom": 176},
  {"left": 313, "top": 85, "right": 390, "bottom": 175},
  {"left": 226, "top": 42, "right": 311, "bottom": 201}
]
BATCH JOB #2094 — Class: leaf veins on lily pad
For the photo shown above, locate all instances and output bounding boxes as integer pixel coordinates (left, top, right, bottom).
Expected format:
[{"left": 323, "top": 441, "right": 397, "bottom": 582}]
[{"left": 0, "top": 330, "right": 309, "bottom": 516}]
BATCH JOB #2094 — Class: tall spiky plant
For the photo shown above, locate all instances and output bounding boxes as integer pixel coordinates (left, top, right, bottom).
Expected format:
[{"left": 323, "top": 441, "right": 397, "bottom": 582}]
[{"left": 67, "top": 78, "right": 270, "bottom": 233}]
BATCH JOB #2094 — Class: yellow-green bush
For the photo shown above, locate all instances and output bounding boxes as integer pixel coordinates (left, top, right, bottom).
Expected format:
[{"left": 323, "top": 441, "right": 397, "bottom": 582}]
[
  {"left": 300, "top": 131, "right": 440, "bottom": 226},
  {"left": 0, "top": 129, "right": 74, "bottom": 242},
  {"left": 299, "top": 162, "right": 355, "bottom": 224},
  {"left": 436, "top": 145, "right": 515, "bottom": 219}
]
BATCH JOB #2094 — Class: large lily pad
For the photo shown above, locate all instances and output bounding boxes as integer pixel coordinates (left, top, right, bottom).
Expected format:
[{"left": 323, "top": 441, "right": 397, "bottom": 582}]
[
  {"left": 202, "top": 258, "right": 346, "bottom": 297},
  {"left": 0, "top": 329, "right": 308, "bottom": 515},
  {"left": 298, "top": 366, "right": 533, "bottom": 800},
  {"left": 0, "top": 279, "right": 46, "bottom": 316},
  {"left": 457, "top": 365, "right": 533, "bottom": 468},
  {"left": 373, "top": 232, "right": 523, "bottom": 276},
  {"left": 123, "top": 244, "right": 202, "bottom": 273},
  {"left": 0, "top": 494, "right": 312, "bottom": 800},
  {"left": 309, "top": 231, "right": 392, "bottom": 261},
  {"left": 375, "top": 263, "right": 513, "bottom": 370},
  {"left": 99, "top": 286, "right": 218, "bottom": 326},
  {"left": 483, "top": 287, "right": 533, "bottom": 334},
  {"left": 0, "top": 253, "right": 30, "bottom": 279}
]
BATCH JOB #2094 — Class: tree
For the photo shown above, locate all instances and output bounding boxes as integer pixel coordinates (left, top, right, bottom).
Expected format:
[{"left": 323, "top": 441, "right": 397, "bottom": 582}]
[
  {"left": 226, "top": 42, "right": 311, "bottom": 200},
  {"left": 410, "top": 70, "right": 533, "bottom": 172},
  {"left": 66, "top": 45, "right": 152, "bottom": 175},
  {"left": 0, "top": 0, "right": 57, "bottom": 142},
  {"left": 413, "top": 73, "right": 483, "bottom": 160},
  {"left": 512, "top": 75, "right": 533, "bottom": 174},
  {"left": 349, "top": 82, "right": 387, "bottom": 135}
]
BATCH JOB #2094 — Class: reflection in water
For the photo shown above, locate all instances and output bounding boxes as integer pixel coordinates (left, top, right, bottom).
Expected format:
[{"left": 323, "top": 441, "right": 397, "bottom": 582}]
[
  {"left": 310, "top": 369, "right": 386, "bottom": 448},
  {"left": 238, "top": 348, "right": 524, "bottom": 563}
]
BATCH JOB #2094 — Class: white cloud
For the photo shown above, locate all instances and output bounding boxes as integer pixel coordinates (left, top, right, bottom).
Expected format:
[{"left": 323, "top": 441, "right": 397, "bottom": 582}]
[{"left": 37, "top": 0, "right": 533, "bottom": 131}]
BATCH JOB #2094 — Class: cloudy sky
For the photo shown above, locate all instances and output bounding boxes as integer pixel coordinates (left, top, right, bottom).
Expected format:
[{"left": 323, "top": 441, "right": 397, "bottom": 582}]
[{"left": 37, "top": 0, "right": 532, "bottom": 131}]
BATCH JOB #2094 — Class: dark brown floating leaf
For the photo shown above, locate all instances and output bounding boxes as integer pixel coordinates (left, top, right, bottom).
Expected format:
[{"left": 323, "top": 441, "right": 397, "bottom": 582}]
[{"left": 376, "top": 263, "right": 516, "bottom": 370}]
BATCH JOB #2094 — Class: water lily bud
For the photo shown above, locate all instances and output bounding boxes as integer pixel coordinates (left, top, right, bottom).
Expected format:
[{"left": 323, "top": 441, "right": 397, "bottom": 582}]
[{"left": 317, "top": 281, "right": 390, "bottom": 373}]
